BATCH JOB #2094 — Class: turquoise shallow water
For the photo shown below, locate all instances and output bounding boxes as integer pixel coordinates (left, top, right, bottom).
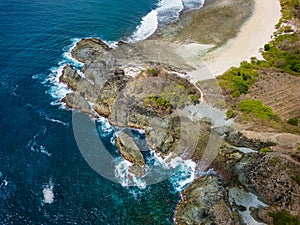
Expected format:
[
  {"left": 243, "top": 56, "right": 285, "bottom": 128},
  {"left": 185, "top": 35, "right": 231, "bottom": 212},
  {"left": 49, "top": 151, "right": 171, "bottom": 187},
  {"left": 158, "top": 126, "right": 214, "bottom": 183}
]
[{"left": 0, "top": 0, "right": 203, "bottom": 224}]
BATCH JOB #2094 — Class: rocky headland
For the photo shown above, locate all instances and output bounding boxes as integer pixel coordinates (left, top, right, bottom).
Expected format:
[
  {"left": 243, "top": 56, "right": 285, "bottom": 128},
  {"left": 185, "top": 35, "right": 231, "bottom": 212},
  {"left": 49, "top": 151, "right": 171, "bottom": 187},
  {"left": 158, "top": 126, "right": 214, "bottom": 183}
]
[{"left": 58, "top": 0, "right": 300, "bottom": 224}]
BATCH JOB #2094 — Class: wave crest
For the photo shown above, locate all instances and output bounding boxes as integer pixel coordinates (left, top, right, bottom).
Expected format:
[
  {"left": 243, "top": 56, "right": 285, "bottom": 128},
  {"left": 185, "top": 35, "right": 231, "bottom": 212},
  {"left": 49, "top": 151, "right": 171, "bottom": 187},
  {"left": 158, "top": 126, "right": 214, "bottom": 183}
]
[{"left": 129, "top": 0, "right": 205, "bottom": 42}]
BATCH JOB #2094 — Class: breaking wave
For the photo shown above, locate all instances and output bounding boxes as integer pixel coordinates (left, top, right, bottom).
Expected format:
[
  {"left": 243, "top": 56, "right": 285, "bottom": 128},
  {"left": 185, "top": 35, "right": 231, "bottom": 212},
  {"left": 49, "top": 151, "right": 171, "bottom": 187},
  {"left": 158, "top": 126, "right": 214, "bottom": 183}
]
[{"left": 129, "top": 0, "right": 205, "bottom": 41}]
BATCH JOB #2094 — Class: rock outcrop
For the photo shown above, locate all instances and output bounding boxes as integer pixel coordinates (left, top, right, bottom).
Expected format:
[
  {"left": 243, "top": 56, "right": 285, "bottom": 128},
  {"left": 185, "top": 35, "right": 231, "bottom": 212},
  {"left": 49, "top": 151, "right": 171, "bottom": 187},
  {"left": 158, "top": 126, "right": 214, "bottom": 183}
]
[
  {"left": 175, "top": 175, "right": 238, "bottom": 225},
  {"left": 59, "top": 38, "right": 203, "bottom": 175},
  {"left": 232, "top": 153, "right": 300, "bottom": 220}
]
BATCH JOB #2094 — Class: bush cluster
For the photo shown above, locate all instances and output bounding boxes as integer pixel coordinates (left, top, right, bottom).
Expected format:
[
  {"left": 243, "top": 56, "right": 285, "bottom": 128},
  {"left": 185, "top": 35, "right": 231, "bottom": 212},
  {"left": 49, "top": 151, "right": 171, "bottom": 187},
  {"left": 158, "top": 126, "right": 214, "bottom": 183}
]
[
  {"left": 240, "top": 99, "right": 276, "bottom": 120},
  {"left": 218, "top": 61, "right": 258, "bottom": 97}
]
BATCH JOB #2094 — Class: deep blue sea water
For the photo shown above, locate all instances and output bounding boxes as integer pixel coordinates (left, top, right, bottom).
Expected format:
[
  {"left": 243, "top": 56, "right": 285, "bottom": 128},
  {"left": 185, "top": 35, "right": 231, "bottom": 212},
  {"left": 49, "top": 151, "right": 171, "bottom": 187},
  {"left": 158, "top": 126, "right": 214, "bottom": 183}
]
[{"left": 0, "top": 0, "right": 204, "bottom": 224}]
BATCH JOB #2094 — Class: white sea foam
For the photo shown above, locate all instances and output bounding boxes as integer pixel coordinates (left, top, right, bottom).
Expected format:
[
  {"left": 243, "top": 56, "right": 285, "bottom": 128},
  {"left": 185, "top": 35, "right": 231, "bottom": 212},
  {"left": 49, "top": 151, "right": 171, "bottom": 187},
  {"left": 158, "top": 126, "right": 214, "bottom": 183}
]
[
  {"left": 182, "top": 0, "right": 205, "bottom": 9},
  {"left": 0, "top": 179, "right": 9, "bottom": 188},
  {"left": 42, "top": 180, "right": 55, "bottom": 204},
  {"left": 45, "top": 116, "right": 69, "bottom": 126},
  {"left": 47, "top": 65, "right": 72, "bottom": 101},
  {"left": 168, "top": 157, "right": 196, "bottom": 192},
  {"left": 114, "top": 158, "right": 147, "bottom": 189},
  {"left": 0, "top": 172, "right": 9, "bottom": 188},
  {"left": 114, "top": 148, "right": 196, "bottom": 191},
  {"left": 129, "top": 0, "right": 205, "bottom": 42},
  {"left": 27, "top": 127, "right": 52, "bottom": 157},
  {"left": 97, "top": 116, "right": 114, "bottom": 136},
  {"left": 46, "top": 38, "right": 84, "bottom": 104},
  {"left": 129, "top": 10, "right": 159, "bottom": 42}
]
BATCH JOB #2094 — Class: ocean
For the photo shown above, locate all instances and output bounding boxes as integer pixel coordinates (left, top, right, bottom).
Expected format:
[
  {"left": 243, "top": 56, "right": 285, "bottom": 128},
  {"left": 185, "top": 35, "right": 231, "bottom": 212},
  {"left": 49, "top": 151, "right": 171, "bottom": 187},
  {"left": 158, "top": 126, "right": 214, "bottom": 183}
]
[{"left": 0, "top": 0, "right": 204, "bottom": 224}]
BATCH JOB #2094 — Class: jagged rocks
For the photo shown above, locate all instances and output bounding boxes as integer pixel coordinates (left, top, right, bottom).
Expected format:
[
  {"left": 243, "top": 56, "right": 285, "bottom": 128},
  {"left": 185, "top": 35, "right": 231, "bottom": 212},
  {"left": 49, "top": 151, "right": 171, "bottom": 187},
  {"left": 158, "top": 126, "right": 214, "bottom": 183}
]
[
  {"left": 232, "top": 153, "right": 300, "bottom": 221},
  {"left": 175, "top": 175, "right": 237, "bottom": 225},
  {"left": 116, "top": 132, "right": 145, "bottom": 177},
  {"left": 71, "top": 38, "right": 111, "bottom": 63},
  {"left": 116, "top": 132, "right": 145, "bottom": 167}
]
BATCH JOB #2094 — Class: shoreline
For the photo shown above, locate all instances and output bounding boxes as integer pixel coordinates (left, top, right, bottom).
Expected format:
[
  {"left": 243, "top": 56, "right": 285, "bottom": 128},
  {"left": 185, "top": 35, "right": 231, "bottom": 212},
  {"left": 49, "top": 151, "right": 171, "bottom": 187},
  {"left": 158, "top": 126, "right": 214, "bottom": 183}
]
[
  {"left": 108, "top": 0, "right": 282, "bottom": 82},
  {"left": 200, "top": 0, "right": 282, "bottom": 77}
]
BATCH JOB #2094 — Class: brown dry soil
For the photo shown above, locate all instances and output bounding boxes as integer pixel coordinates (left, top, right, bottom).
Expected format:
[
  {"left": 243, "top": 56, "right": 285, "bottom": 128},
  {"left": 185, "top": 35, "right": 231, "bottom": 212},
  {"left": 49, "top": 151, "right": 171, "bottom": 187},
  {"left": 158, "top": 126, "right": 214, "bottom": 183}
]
[{"left": 249, "top": 69, "right": 300, "bottom": 121}]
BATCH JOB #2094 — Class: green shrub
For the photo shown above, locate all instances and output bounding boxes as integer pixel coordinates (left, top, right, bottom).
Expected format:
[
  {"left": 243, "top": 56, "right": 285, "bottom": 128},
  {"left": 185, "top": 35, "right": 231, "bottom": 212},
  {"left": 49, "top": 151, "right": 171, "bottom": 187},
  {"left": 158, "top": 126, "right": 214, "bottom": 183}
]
[
  {"left": 262, "top": 33, "right": 300, "bottom": 74},
  {"left": 260, "top": 147, "right": 272, "bottom": 153},
  {"left": 240, "top": 99, "right": 276, "bottom": 120},
  {"left": 268, "top": 210, "right": 300, "bottom": 225},
  {"left": 292, "top": 176, "right": 300, "bottom": 185},
  {"left": 264, "top": 44, "right": 271, "bottom": 51},
  {"left": 226, "top": 109, "right": 235, "bottom": 119},
  {"left": 288, "top": 117, "right": 299, "bottom": 126},
  {"left": 189, "top": 94, "right": 199, "bottom": 104},
  {"left": 217, "top": 61, "right": 258, "bottom": 97},
  {"left": 146, "top": 68, "right": 159, "bottom": 76}
]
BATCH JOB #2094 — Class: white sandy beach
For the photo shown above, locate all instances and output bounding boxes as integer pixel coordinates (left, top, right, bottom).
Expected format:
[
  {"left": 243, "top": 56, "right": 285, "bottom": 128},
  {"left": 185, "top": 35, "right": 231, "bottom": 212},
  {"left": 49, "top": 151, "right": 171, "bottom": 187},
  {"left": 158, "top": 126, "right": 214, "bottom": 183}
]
[{"left": 179, "top": 0, "right": 282, "bottom": 81}]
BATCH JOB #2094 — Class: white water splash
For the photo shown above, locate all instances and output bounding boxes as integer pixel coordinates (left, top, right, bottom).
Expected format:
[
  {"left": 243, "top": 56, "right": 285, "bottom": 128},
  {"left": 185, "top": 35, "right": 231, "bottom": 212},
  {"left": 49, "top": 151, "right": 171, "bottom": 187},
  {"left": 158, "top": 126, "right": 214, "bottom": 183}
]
[
  {"left": 45, "top": 116, "right": 69, "bottom": 126},
  {"left": 114, "top": 149, "right": 196, "bottom": 191},
  {"left": 42, "top": 180, "right": 55, "bottom": 204},
  {"left": 168, "top": 157, "right": 196, "bottom": 192},
  {"left": 27, "top": 126, "right": 52, "bottom": 157},
  {"left": 129, "top": 0, "right": 205, "bottom": 42},
  {"left": 114, "top": 158, "right": 147, "bottom": 189}
]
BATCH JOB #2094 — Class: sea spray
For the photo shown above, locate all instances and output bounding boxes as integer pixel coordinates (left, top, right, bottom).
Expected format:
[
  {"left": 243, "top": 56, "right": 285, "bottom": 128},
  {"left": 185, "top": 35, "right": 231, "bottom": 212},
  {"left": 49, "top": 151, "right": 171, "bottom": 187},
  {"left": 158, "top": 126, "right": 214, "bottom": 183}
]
[
  {"left": 114, "top": 148, "right": 197, "bottom": 191},
  {"left": 42, "top": 179, "right": 55, "bottom": 204},
  {"left": 128, "top": 0, "right": 205, "bottom": 41}
]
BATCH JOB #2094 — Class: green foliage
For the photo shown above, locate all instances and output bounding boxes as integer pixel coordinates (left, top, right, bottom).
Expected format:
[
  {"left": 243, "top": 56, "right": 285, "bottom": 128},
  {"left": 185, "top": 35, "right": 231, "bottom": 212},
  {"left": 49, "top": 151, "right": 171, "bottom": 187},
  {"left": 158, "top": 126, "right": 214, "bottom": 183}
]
[
  {"left": 262, "top": 33, "right": 300, "bottom": 74},
  {"left": 146, "top": 68, "right": 159, "bottom": 76},
  {"left": 218, "top": 61, "right": 258, "bottom": 97},
  {"left": 178, "top": 84, "right": 187, "bottom": 91},
  {"left": 260, "top": 147, "right": 272, "bottom": 153},
  {"left": 268, "top": 157, "right": 280, "bottom": 166},
  {"left": 144, "top": 94, "right": 172, "bottom": 112},
  {"left": 268, "top": 210, "right": 300, "bottom": 225},
  {"left": 189, "top": 94, "right": 199, "bottom": 104},
  {"left": 240, "top": 99, "right": 276, "bottom": 120},
  {"left": 288, "top": 117, "right": 299, "bottom": 126},
  {"left": 292, "top": 175, "right": 300, "bottom": 185},
  {"left": 280, "top": 0, "right": 299, "bottom": 20},
  {"left": 264, "top": 44, "right": 271, "bottom": 51},
  {"left": 226, "top": 109, "right": 235, "bottom": 119}
]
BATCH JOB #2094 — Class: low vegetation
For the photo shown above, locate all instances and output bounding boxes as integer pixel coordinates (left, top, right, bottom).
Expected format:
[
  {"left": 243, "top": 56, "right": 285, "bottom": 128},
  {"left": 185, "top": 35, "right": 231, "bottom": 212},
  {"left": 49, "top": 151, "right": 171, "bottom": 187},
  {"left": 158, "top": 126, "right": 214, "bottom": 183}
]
[
  {"left": 260, "top": 147, "right": 272, "bottom": 153},
  {"left": 141, "top": 67, "right": 201, "bottom": 112},
  {"left": 288, "top": 117, "right": 299, "bottom": 126},
  {"left": 143, "top": 95, "right": 173, "bottom": 113},
  {"left": 278, "top": 0, "right": 299, "bottom": 22},
  {"left": 226, "top": 109, "right": 235, "bottom": 119},
  {"left": 292, "top": 175, "right": 300, "bottom": 185},
  {"left": 268, "top": 210, "right": 300, "bottom": 225},
  {"left": 262, "top": 33, "right": 300, "bottom": 75},
  {"left": 216, "top": 0, "right": 300, "bottom": 133},
  {"left": 218, "top": 61, "right": 258, "bottom": 97},
  {"left": 240, "top": 99, "right": 277, "bottom": 120}
]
